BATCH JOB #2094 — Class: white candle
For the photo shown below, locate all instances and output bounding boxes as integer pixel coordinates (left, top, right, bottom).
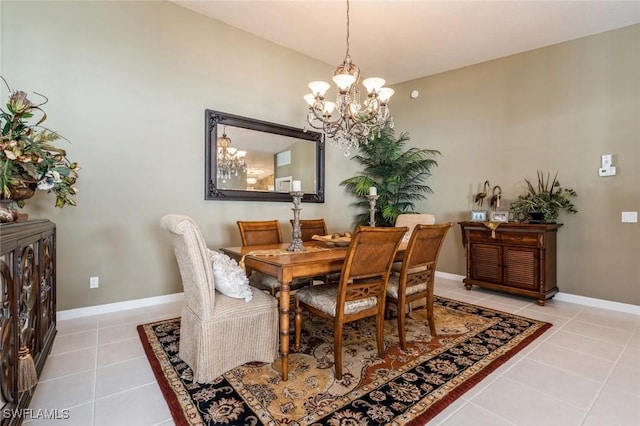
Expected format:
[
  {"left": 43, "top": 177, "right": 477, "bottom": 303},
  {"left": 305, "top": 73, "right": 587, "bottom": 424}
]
[
  {"left": 369, "top": 186, "right": 377, "bottom": 196},
  {"left": 292, "top": 180, "right": 301, "bottom": 192}
]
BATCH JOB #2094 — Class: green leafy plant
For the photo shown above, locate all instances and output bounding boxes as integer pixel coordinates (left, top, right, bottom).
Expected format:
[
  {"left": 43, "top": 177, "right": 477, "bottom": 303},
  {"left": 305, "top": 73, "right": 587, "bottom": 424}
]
[
  {"left": 0, "top": 77, "right": 80, "bottom": 208},
  {"left": 340, "top": 127, "right": 440, "bottom": 227},
  {"left": 509, "top": 171, "right": 577, "bottom": 223}
]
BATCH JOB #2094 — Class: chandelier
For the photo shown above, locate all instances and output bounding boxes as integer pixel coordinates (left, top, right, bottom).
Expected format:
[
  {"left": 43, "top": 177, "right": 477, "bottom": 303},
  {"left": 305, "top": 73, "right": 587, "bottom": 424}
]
[
  {"left": 304, "top": 0, "right": 394, "bottom": 155},
  {"left": 216, "top": 127, "right": 247, "bottom": 181}
]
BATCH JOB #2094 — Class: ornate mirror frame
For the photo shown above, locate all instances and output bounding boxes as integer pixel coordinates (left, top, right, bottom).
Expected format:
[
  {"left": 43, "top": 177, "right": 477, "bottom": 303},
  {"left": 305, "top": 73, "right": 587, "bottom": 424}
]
[{"left": 205, "top": 109, "right": 325, "bottom": 202}]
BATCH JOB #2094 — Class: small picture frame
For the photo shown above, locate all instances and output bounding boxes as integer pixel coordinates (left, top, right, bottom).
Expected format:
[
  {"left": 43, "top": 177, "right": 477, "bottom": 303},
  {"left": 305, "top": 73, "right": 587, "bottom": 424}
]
[
  {"left": 470, "top": 210, "right": 488, "bottom": 222},
  {"left": 490, "top": 211, "right": 509, "bottom": 223}
]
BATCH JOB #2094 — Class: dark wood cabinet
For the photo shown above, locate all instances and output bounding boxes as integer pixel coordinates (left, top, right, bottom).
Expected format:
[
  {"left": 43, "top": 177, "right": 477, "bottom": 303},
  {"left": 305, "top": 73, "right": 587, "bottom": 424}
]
[
  {"left": 459, "top": 222, "right": 562, "bottom": 306},
  {"left": 0, "top": 220, "right": 57, "bottom": 424}
]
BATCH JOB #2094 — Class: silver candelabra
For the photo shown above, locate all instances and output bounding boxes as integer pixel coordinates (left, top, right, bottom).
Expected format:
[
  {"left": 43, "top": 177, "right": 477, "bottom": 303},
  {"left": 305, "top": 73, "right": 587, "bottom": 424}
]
[
  {"left": 366, "top": 194, "right": 379, "bottom": 227},
  {"left": 287, "top": 191, "right": 305, "bottom": 252}
]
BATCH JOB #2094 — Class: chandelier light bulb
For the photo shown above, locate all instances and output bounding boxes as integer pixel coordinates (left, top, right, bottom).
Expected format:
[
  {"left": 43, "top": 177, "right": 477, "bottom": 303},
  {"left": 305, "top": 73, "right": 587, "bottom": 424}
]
[
  {"left": 323, "top": 101, "right": 337, "bottom": 115},
  {"left": 378, "top": 87, "right": 395, "bottom": 103},
  {"left": 333, "top": 73, "right": 356, "bottom": 91},
  {"left": 304, "top": 93, "right": 315, "bottom": 106},
  {"left": 308, "top": 81, "right": 330, "bottom": 97},
  {"left": 362, "top": 77, "right": 385, "bottom": 94}
]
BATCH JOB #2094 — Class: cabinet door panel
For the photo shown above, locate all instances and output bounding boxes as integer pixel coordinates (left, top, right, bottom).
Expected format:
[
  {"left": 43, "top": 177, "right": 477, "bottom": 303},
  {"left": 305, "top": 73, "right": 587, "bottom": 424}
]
[
  {"left": 503, "top": 247, "right": 538, "bottom": 290},
  {"left": 470, "top": 244, "right": 502, "bottom": 283}
]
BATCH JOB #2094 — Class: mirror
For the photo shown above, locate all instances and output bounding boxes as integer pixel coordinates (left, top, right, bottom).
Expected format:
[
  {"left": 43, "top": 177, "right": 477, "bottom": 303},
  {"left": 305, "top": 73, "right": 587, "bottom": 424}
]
[{"left": 205, "top": 110, "right": 325, "bottom": 202}]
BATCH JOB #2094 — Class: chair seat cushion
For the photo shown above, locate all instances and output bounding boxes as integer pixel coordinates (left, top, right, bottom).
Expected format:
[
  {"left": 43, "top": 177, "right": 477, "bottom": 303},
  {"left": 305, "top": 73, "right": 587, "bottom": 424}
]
[
  {"left": 249, "top": 272, "right": 311, "bottom": 292},
  {"left": 209, "top": 251, "right": 253, "bottom": 301},
  {"left": 386, "top": 274, "right": 428, "bottom": 299},
  {"left": 391, "top": 262, "right": 429, "bottom": 274},
  {"left": 249, "top": 271, "right": 281, "bottom": 289},
  {"left": 295, "top": 284, "right": 377, "bottom": 316}
]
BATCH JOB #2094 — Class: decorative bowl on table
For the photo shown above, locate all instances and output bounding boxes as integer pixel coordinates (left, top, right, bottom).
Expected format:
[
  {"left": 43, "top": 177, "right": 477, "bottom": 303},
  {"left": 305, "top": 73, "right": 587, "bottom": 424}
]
[{"left": 312, "top": 232, "right": 352, "bottom": 247}]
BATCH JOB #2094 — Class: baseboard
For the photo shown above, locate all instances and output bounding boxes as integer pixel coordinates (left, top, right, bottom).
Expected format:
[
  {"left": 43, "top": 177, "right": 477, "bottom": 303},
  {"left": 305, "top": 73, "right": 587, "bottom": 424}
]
[
  {"left": 57, "top": 292, "right": 184, "bottom": 321},
  {"left": 435, "top": 271, "right": 465, "bottom": 282},
  {"left": 56, "top": 274, "right": 639, "bottom": 320},
  {"left": 554, "top": 292, "right": 640, "bottom": 316},
  {"left": 435, "top": 271, "right": 640, "bottom": 316}
]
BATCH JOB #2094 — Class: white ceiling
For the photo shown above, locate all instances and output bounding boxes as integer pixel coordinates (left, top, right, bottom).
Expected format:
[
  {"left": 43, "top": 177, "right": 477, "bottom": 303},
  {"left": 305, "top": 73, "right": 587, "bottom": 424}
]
[{"left": 172, "top": 0, "right": 640, "bottom": 84}]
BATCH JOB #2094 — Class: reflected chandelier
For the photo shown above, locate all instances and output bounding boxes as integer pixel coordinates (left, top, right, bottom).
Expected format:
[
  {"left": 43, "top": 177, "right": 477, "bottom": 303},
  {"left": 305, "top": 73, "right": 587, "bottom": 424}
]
[
  {"left": 304, "top": 0, "right": 394, "bottom": 155},
  {"left": 216, "top": 127, "right": 247, "bottom": 181}
]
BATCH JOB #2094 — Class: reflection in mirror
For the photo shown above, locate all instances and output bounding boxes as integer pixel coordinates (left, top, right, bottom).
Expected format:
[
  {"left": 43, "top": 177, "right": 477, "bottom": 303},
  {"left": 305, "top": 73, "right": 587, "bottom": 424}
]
[{"left": 205, "top": 110, "right": 325, "bottom": 202}]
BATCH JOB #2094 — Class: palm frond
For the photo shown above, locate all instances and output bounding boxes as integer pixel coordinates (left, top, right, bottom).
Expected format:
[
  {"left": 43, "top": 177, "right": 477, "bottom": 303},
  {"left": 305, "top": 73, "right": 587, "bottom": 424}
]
[{"left": 339, "top": 126, "right": 440, "bottom": 227}]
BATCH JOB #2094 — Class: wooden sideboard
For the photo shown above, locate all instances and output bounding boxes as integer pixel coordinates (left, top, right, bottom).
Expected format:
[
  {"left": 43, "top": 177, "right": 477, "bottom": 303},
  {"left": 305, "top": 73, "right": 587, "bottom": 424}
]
[
  {"left": 0, "top": 220, "right": 57, "bottom": 424},
  {"left": 459, "top": 221, "right": 562, "bottom": 306}
]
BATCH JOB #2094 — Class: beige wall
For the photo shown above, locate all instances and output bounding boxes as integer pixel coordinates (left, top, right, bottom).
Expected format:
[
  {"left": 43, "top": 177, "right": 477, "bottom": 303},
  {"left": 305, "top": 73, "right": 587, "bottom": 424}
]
[
  {"left": 391, "top": 24, "right": 640, "bottom": 305},
  {"left": 2, "top": 1, "right": 638, "bottom": 308},
  {"left": 1, "top": 0, "right": 360, "bottom": 310}
]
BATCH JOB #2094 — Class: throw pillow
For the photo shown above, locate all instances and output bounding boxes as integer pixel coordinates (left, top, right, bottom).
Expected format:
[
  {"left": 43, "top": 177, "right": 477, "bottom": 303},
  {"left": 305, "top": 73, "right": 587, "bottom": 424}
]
[{"left": 209, "top": 251, "right": 253, "bottom": 302}]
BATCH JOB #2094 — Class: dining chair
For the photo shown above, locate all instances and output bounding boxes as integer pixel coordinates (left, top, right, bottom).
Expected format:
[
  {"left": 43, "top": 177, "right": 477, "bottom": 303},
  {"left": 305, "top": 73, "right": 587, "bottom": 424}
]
[
  {"left": 291, "top": 218, "right": 328, "bottom": 242},
  {"left": 395, "top": 213, "right": 436, "bottom": 242},
  {"left": 291, "top": 218, "right": 340, "bottom": 284},
  {"left": 386, "top": 223, "right": 453, "bottom": 350},
  {"left": 237, "top": 220, "right": 309, "bottom": 295},
  {"left": 237, "top": 220, "right": 283, "bottom": 246},
  {"left": 160, "top": 214, "right": 278, "bottom": 382},
  {"left": 294, "top": 225, "right": 407, "bottom": 379}
]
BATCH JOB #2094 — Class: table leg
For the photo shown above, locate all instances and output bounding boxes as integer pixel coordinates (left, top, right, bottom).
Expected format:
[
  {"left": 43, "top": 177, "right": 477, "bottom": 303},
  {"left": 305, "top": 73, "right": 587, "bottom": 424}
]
[{"left": 279, "top": 278, "right": 290, "bottom": 381}]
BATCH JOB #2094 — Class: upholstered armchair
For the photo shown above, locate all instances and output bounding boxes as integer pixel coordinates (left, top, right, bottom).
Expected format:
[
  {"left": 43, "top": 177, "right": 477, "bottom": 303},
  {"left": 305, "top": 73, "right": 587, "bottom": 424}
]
[{"left": 160, "top": 214, "right": 279, "bottom": 383}]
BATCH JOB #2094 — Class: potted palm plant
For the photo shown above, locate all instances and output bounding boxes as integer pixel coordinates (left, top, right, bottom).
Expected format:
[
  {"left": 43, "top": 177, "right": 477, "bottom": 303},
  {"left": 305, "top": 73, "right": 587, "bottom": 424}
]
[
  {"left": 340, "top": 127, "right": 440, "bottom": 227},
  {"left": 509, "top": 171, "right": 577, "bottom": 223}
]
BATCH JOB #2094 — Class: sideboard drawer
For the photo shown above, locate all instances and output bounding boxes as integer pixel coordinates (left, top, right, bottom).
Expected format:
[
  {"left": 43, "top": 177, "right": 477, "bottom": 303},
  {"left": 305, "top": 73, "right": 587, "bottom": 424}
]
[
  {"left": 466, "top": 229, "right": 538, "bottom": 246},
  {"left": 500, "top": 232, "right": 539, "bottom": 246}
]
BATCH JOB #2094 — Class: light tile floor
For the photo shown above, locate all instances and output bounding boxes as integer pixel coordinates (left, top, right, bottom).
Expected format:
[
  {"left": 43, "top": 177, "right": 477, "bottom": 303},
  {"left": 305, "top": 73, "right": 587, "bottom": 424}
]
[{"left": 23, "top": 278, "right": 640, "bottom": 426}]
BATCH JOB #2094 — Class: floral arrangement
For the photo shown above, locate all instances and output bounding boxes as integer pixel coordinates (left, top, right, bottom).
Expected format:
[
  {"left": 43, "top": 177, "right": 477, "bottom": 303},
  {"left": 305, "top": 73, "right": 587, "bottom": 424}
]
[{"left": 0, "top": 77, "right": 79, "bottom": 208}]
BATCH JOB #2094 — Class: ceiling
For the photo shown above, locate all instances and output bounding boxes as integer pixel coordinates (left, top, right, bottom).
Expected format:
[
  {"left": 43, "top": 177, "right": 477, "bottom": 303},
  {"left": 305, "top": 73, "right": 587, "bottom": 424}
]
[{"left": 172, "top": 0, "right": 640, "bottom": 85}]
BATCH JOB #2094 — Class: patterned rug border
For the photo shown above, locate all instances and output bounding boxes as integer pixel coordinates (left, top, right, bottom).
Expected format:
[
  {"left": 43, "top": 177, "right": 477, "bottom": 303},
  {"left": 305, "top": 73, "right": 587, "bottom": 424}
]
[{"left": 137, "top": 297, "right": 552, "bottom": 426}]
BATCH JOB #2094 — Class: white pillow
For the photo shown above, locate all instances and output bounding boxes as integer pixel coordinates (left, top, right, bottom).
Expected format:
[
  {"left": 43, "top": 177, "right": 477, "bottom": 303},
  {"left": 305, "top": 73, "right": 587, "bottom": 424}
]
[{"left": 209, "top": 251, "right": 253, "bottom": 302}]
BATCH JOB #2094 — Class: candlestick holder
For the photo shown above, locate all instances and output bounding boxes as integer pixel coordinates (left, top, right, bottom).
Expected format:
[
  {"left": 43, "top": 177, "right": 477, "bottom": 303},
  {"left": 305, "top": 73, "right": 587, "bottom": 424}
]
[
  {"left": 287, "top": 191, "right": 305, "bottom": 252},
  {"left": 366, "top": 195, "right": 379, "bottom": 227}
]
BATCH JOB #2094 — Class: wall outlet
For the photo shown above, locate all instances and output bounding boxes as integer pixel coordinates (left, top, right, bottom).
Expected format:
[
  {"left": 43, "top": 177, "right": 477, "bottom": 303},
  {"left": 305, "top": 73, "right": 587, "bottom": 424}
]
[
  {"left": 622, "top": 212, "right": 638, "bottom": 223},
  {"left": 90, "top": 276, "right": 99, "bottom": 288}
]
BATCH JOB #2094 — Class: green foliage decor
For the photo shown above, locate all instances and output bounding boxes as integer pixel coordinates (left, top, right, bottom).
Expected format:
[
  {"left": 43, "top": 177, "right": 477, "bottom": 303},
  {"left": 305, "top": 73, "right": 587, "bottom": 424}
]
[
  {"left": 0, "top": 77, "right": 80, "bottom": 208},
  {"left": 340, "top": 127, "right": 440, "bottom": 227},
  {"left": 509, "top": 171, "right": 577, "bottom": 223}
]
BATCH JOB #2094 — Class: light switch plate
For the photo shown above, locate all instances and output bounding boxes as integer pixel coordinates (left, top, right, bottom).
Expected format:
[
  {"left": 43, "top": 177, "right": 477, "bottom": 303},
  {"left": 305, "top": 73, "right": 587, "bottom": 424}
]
[
  {"left": 622, "top": 212, "right": 638, "bottom": 223},
  {"left": 598, "top": 167, "right": 616, "bottom": 177}
]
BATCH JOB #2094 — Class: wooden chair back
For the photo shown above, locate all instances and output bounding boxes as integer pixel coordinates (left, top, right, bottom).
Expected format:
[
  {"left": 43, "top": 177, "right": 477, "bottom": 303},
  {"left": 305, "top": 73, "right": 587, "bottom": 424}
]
[
  {"left": 291, "top": 218, "right": 328, "bottom": 242},
  {"left": 389, "top": 222, "right": 453, "bottom": 348},
  {"left": 337, "top": 226, "right": 406, "bottom": 319},
  {"left": 237, "top": 220, "right": 282, "bottom": 246},
  {"left": 293, "top": 226, "right": 406, "bottom": 379}
]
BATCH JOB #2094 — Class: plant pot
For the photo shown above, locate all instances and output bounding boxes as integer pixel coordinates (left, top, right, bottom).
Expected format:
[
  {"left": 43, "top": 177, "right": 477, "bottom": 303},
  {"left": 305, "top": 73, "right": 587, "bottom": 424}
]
[{"left": 528, "top": 212, "right": 545, "bottom": 223}]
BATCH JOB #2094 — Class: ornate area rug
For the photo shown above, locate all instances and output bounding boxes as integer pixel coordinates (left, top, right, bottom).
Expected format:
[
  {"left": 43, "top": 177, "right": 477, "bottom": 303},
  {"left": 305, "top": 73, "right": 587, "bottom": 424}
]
[{"left": 137, "top": 297, "right": 551, "bottom": 425}]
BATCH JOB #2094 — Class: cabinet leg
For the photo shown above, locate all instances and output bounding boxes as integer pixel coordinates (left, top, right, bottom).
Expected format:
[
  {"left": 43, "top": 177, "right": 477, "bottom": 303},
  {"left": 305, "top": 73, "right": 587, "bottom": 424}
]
[
  {"left": 537, "top": 299, "right": 545, "bottom": 306},
  {"left": 464, "top": 283, "right": 472, "bottom": 290}
]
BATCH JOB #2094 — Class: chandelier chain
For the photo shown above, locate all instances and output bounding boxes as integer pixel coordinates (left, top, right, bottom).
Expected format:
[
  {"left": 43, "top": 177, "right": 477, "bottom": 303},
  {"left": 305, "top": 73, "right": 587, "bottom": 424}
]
[{"left": 345, "top": 0, "right": 350, "bottom": 58}]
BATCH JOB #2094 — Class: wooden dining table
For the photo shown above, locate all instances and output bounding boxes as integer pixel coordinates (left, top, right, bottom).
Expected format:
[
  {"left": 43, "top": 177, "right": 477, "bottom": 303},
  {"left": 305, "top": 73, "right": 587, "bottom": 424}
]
[{"left": 220, "top": 241, "right": 406, "bottom": 381}]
